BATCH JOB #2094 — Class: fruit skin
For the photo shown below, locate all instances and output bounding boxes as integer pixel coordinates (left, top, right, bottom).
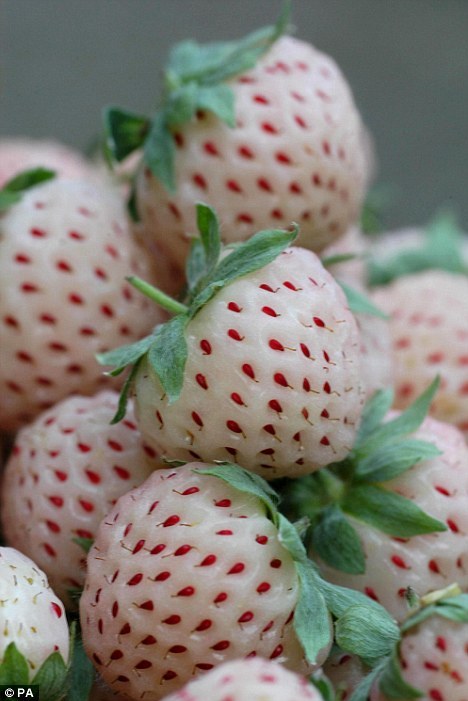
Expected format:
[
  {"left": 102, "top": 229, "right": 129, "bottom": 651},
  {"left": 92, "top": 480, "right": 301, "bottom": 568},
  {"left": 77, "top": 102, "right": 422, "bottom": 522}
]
[
  {"left": 133, "top": 247, "right": 365, "bottom": 479},
  {"left": 323, "top": 649, "right": 367, "bottom": 701},
  {"left": 372, "top": 615, "right": 468, "bottom": 701},
  {"left": 80, "top": 463, "right": 329, "bottom": 700},
  {"left": 136, "top": 35, "right": 372, "bottom": 281},
  {"left": 371, "top": 270, "right": 468, "bottom": 437},
  {"left": 0, "top": 176, "right": 165, "bottom": 432},
  {"left": 1, "top": 391, "right": 162, "bottom": 609},
  {"left": 160, "top": 657, "right": 324, "bottom": 701},
  {"left": 0, "top": 137, "right": 96, "bottom": 188},
  {"left": 0, "top": 546, "right": 69, "bottom": 676},
  {"left": 317, "top": 414, "right": 468, "bottom": 622}
]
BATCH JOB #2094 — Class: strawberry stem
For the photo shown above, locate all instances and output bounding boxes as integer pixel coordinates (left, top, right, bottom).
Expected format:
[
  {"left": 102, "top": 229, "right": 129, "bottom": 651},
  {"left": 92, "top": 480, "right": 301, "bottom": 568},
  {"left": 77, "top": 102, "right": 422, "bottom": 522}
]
[{"left": 126, "top": 275, "right": 188, "bottom": 315}]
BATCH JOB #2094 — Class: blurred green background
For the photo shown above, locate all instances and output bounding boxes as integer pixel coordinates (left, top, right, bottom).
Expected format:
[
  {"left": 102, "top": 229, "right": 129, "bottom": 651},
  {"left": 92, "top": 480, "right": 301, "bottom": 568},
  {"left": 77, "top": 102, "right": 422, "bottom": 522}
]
[{"left": 1, "top": 0, "right": 467, "bottom": 230}]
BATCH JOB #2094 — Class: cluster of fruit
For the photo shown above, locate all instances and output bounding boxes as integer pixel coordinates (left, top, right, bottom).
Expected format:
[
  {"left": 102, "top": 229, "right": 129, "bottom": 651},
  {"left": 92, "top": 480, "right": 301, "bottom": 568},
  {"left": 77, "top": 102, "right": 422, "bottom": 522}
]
[{"left": 1, "top": 9, "right": 468, "bottom": 701}]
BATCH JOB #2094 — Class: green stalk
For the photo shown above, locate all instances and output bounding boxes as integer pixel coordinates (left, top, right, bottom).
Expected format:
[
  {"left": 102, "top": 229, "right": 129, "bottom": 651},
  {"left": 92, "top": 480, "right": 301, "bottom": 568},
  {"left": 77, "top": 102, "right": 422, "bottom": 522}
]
[{"left": 126, "top": 275, "right": 188, "bottom": 315}]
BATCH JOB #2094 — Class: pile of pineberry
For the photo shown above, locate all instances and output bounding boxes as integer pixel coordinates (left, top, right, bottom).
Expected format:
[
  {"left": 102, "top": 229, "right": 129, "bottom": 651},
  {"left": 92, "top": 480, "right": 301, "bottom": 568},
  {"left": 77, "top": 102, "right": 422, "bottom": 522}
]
[{"left": 1, "top": 9, "right": 467, "bottom": 701}]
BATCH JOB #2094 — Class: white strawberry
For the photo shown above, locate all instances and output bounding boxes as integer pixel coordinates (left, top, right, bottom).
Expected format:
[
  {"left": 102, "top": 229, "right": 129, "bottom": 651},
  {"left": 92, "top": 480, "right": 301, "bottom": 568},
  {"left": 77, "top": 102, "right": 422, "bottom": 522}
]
[
  {"left": 160, "top": 657, "right": 325, "bottom": 701},
  {"left": 124, "top": 237, "right": 365, "bottom": 479},
  {"left": 80, "top": 463, "right": 333, "bottom": 700},
  {"left": 322, "top": 649, "right": 367, "bottom": 701},
  {"left": 317, "top": 414, "right": 468, "bottom": 622},
  {"left": 322, "top": 225, "right": 369, "bottom": 290},
  {"left": 0, "top": 137, "right": 97, "bottom": 188},
  {"left": 107, "top": 15, "right": 372, "bottom": 288},
  {"left": 371, "top": 270, "right": 468, "bottom": 437},
  {"left": 0, "top": 390, "right": 162, "bottom": 609},
  {"left": 0, "top": 546, "right": 69, "bottom": 679},
  {"left": 0, "top": 176, "right": 166, "bottom": 432}
]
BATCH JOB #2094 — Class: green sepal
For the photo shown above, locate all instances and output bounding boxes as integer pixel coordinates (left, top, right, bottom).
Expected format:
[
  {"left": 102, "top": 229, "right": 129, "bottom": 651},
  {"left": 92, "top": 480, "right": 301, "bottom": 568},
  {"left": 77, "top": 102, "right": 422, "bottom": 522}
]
[
  {"left": 0, "top": 642, "right": 30, "bottom": 684},
  {"left": 401, "top": 592, "right": 468, "bottom": 632},
  {"left": 334, "top": 605, "right": 400, "bottom": 664},
  {"left": 277, "top": 514, "right": 332, "bottom": 665},
  {"left": 353, "top": 439, "right": 442, "bottom": 483},
  {"left": 368, "top": 209, "right": 467, "bottom": 286},
  {"left": 65, "top": 627, "right": 95, "bottom": 701},
  {"left": 355, "top": 388, "right": 394, "bottom": 445},
  {"left": 342, "top": 484, "right": 447, "bottom": 538},
  {"left": 196, "top": 84, "right": 235, "bottom": 126},
  {"left": 147, "top": 313, "right": 189, "bottom": 403},
  {"left": 355, "top": 377, "right": 440, "bottom": 456},
  {"left": 31, "top": 651, "right": 68, "bottom": 701},
  {"left": 377, "top": 646, "right": 423, "bottom": 699},
  {"left": 0, "top": 167, "right": 56, "bottom": 211},
  {"left": 96, "top": 328, "right": 160, "bottom": 376},
  {"left": 72, "top": 536, "right": 94, "bottom": 554},
  {"left": 321, "top": 252, "right": 358, "bottom": 268},
  {"left": 309, "top": 672, "right": 336, "bottom": 701},
  {"left": 103, "top": 106, "right": 150, "bottom": 163},
  {"left": 144, "top": 111, "right": 177, "bottom": 193},
  {"left": 311, "top": 505, "right": 365, "bottom": 575},
  {"left": 110, "top": 358, "right": 143, "bottom": 424},
  {"left": 185, "top": 202, "right": 222, "bottom": 296},
  {"left": 194, "top": 463, "right": 279, "bottom": 521},
  {"left": 339, "top": 281, "right": 389, "bottom": 319},
  {"left": 165, "top": 3, "right": 289, "bottom": 87},
  {"left": 348, "top": 661, "right": 387, "bottom": 701}
]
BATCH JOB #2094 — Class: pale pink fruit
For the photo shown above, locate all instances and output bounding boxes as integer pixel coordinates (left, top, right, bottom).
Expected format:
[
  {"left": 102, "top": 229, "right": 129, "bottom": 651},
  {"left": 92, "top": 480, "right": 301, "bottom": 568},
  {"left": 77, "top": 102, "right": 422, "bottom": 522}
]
[
  {"left": 322, "top": 225, "right": 369, "bottom": 289},
  {"left": 318, "top": 415, "right": 468, "bottom": 621},
  {"left": 136, "top": 36, "right": 372, "bottom": 280},
  {"left": 0, "top": 137, "right": 96, "bottom": 187},
  {"left": 371, "top": 270, "right": 468, "bottom": 437},
  {"left": 133, "top": 247, "right": 365, "bottom": 479},
  {"left": 0, "top": 176, "right": 166, "bottom": 432},
  {"left": 1, "top": 391, "right": 162, "bottom": 608},
  {"left": 373, "top": 614, "right": 468, "bottom": 701},
  {"left": 0, "top": 546, "right": 69, "bottom": 676},
  {"left": 323, "top": 650, "right": 367, "bottom": 701},
  {"left": 160, "top": 657, "right": 324, "bottom": 701},
  {"left": 355, "top": 310, "right": 394, "bottom": 399},
  {"left": 80, "top": 464, "right": 330, "bottom": 700}
]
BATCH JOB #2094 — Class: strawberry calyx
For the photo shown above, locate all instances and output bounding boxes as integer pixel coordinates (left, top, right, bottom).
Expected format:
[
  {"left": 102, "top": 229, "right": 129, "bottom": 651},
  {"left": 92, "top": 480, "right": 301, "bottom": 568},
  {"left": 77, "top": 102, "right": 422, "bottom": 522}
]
[
  {"left": 368, "top": 209, "right": 468, "bottom": 286},
  {"left": 278, "top": 377, "right": 447, "bottom": 576},
  {"left": 0, "top": 167, "right": 56, "bottom": 211},
  {"left": 0, "top": 621, "right": 93, "bottom": 701},
  {"left": 103, "top": 4, "right": 290, "bottom": 199},
  {"left": 97, "top": 203, "right": 297, "bottom": 420},
  {"left": 345, "top": 585, "right": 468, "bottom": 701},
  {"left": 193, "top": 462, "right": 400, "bottom": 670}
]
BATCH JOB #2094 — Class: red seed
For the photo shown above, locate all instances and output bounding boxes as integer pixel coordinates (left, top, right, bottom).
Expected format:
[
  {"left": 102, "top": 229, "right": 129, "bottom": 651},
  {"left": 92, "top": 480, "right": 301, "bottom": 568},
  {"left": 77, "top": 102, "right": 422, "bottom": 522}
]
[
  {"left": 269, "top": 339, "right": 284, "bottom": 351},
  {"left": 274, "top": 372, "right": 288, "bottom": 387},
  {"left": 174, "top": 544, "right": 192, "bottom": 556},
  {"left": 163, "top": 615, "right": 181, "bottom": 625},
  {"left": 226, "top": 420, "right": 243, "bottom": 434},
  {"left": 163, "top": 515, "right": 180, "bottom": 527},
  {"left": 257, "top": 582, "right": 271, "bottom": 594},
  {"left": 195, "top": 619, "right": 212, "bottom": 631},
  {"left": 227, "top": 562, "right": 245, "bottom": 575},
  {"left": 199, "top": 554, "right": 217, "bottom": 566},
  {"left": 127, "top": 573, "right": 143, "bottom": 586},
  {"left": 177, "top": 586, "right": 195, "bottom": 597},
  {"left": 262, "top": 306, "right": 279, "bottom": 317}
]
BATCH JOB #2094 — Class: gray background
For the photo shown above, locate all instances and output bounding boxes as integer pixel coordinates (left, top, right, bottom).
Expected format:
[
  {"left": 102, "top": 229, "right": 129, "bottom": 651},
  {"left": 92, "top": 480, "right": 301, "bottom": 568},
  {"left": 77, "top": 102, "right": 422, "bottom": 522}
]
[{"left": 1, "top": 0, "right": 467, "bottom": 230}]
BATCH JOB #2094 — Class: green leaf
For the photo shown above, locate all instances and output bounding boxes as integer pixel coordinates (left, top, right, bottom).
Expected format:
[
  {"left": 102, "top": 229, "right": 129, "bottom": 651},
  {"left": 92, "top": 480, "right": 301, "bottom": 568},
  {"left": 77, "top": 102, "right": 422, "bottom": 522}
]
[
  {"left": 355, "top": 388, "right": 394, "bottom": 446},
  {"left": 354, "top": 439, "right": 441, "bottom": 483},
  {"left": 0, "top": 642, "right": 30, "bottom": 684},
  {"left": 166, "top": 3, "right": 289, "bottom": 87},
  {"left": 103, "top": 106, "right": 150, "bottom": 163},
  {"left": 312, "top": 505, "right": 365, "bottom": 574},
  {"left": 321, "top": 252, "right": 358, "bottom": 268},
  {"left": 147, "top": 314, "right": 189, "bottom": 403},
  {"left": 278, "top": 511, "right": 309, "bottom": 563},
  {"left": 2, "top": 166, "right": 56, "bottom": 193},
  {"left": 357, "top": 377, "right": 440, "bottom": 456},
  {"left": 0, "top": 190, "right": 22, "bottom": 209},
  {"left": 0, "top": 167, "right": 56, "bottom": 211},
  {"left": 65, "top": 631, "right": 95, "bottom": 701},
  {"left": 72, "top": 536, "right": 94, "bottom": 554},
  {"left": 196, "top": 84, "right": 236, "bottom": 126},
  {"left": 31, "top": 651, "right": 68, "bottom": 701},
  {"left": 144, "top": 111, "right": 176, "bottom": 193},
  {"left": 335, "top": 604, "right": 400, "bottom": 662},
  {"left": 294, "top": 560, "right": 333, "bottom": 665},
  {"left": 110, "top": 358, "right": 143, "bottom": 424},
  {"left": 96, "top": 329, "right": 159, "bottom": 375},
  {"left": 401, "top": 593, "right": 468, "bottom": 632},
  {"left": 189, "top": 226, "right": 297, "bottom": 316},
  {"left": 309, "top": 673, "right": 336, "bottom": 701},
  {"left": 196, "top": 202, "right": 221, "bottom": 278},
  {"left": 342, "top": 484, "right": 447, "bottom": 537},
  {"left": 164, "top": 83, "right": 198, "bottom": 126},
  {"left": 194, "top": 463, "right": 279, "bottom": 521},
  {"left": 378, "top": 646, "right": 423, "bottom": 699},
  {"left": 315, "top": 576, "right": 391, "bottom": 621},
  {"left": 185, "top": 238, "right": 207, "bottom": 294},
  {"left": 339, "top": 282, "right": 389, "bottom": 319}
]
